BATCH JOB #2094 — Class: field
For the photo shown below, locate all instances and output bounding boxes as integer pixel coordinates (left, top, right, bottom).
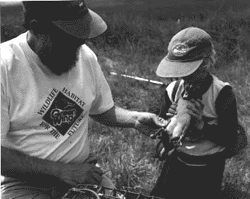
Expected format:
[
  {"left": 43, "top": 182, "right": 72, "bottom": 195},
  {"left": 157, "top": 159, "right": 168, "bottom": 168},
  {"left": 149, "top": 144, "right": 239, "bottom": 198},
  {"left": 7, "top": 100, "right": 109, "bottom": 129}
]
[{"left": 1, "top": 4, "right": 250, "bottom": 198}]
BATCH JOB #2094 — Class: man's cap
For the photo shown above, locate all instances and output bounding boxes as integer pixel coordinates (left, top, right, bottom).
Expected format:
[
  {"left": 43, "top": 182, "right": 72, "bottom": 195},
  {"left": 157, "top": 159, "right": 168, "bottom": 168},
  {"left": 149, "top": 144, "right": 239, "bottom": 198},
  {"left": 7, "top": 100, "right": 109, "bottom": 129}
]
[
  {"left": 156, "top": 27, "right": 213, "bottom": 78},
  {"left": 22, "top": 0, "right": 107, "bottom": 39}
]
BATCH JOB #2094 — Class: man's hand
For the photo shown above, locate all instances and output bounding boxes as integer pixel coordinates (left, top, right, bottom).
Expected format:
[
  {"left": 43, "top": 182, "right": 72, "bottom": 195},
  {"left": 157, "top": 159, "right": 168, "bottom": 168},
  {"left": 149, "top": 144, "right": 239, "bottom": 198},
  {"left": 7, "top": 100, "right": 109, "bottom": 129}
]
[
  {"left": 134, "top": 112, "right": 168, "bottom": 136},
  {"left": 59, "top": 157, "right": 103, "bottom": 187}
]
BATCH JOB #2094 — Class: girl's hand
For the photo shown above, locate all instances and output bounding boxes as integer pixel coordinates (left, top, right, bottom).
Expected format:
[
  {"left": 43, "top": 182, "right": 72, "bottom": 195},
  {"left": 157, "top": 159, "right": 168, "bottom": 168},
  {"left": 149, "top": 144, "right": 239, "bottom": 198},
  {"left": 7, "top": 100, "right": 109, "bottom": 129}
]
[
  {"left": 166, "top": 102, "right": 177, "bottom": 118},
  {"left": 186, "top": 99, "right": 205, "bottom": 131}
]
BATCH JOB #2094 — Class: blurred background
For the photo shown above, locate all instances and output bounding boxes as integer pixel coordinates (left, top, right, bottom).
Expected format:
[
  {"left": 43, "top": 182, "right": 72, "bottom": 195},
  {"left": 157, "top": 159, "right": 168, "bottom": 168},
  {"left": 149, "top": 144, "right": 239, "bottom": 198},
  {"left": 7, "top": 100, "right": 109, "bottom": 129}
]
[{"left": 1, "top": 0, "right": 250, "bottom": 198}]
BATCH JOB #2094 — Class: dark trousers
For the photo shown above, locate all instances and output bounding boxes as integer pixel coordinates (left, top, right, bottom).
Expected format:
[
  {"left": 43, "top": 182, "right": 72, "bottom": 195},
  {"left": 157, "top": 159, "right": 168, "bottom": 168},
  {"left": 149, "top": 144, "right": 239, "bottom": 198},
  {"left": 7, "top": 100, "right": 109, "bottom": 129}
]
[{"left": 151, "top": 152, "right": 226, "bottom": 199}]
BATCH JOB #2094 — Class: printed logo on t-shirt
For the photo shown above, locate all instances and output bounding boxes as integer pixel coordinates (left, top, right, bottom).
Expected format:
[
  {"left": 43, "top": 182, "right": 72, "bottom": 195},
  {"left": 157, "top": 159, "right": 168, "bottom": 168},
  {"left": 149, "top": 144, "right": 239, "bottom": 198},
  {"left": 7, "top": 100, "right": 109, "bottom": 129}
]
[{"left": 38, "top": 88, "right": 85, "bottom": 139}]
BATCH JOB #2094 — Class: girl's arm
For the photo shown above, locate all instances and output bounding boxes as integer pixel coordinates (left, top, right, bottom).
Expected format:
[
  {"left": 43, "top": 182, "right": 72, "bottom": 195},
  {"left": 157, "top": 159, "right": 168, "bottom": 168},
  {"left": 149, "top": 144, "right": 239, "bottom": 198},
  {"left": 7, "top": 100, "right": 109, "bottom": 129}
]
[{"left": 204, "top": 86, "right": 238, "bottom": 150}]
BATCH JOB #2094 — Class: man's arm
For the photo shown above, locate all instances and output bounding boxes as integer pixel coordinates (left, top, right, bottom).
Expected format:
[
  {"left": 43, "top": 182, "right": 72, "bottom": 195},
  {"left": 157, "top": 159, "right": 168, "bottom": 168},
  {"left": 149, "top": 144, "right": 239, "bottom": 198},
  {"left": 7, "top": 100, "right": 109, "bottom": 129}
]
[
  {"left": 90, "top": 105, "right": 167, "bottom": 136},
  {"left": 1, "top": 146, "right": 103, "bottom": 186},
  {"left": 91, "top": 106, "right": 139, "bottom": 128},
  {"left": 1, "top": 146, "right": 63, "bottom": 182}
]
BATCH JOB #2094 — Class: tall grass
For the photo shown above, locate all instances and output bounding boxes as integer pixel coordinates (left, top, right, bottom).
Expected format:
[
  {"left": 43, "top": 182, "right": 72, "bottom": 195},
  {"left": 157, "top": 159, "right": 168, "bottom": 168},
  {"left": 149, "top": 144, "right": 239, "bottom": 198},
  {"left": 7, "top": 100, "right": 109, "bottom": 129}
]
[
  {"left": 87, "top": 9, "right": 250, "bottom": 198},
  {"left": 1, "top": 6, "right": 250, "bottom": 198}
]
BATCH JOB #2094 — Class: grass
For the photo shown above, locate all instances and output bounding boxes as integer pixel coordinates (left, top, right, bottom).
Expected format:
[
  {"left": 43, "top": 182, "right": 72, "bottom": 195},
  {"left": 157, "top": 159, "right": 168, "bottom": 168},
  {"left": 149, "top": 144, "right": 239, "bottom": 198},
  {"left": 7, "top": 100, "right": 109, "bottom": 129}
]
[{"left": 1, "top": 5, "right": 250, "bottom": 198}]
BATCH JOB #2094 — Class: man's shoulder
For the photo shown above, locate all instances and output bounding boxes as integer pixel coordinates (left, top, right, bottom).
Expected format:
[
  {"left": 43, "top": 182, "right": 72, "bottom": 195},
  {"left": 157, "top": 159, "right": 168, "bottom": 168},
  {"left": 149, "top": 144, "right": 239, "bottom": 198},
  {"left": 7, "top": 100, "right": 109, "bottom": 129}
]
[
  {"left": 1, "top": 33, "right": 30, "bottom": 84},
  {"left": 0, "top": 42, "right": 16, "bottom": 75},
  {"left": 1, "top": 33, "right": 26, "bottom": 64},
  {"left": 1, "top": 39, "right": 15, "bottom": 62}
]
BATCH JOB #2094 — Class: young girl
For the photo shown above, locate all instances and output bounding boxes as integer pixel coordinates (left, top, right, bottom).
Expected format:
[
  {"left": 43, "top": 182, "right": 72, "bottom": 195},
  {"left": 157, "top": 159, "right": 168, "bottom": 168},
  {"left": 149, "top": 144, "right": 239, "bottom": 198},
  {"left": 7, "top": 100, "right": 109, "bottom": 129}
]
[{"left": 150, "top": 27, "right": 242, "bottom": 199}]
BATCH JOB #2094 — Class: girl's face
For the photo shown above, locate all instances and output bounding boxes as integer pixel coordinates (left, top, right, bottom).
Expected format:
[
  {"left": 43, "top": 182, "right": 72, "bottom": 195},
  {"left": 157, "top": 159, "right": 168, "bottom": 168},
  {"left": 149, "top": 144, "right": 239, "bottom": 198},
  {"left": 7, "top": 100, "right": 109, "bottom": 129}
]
[
  {"left": 182, "top": 63, "right": 209, "bottom": 86},
  {"left": 165, "top": 61, "right": 210, "bottom": 84}
]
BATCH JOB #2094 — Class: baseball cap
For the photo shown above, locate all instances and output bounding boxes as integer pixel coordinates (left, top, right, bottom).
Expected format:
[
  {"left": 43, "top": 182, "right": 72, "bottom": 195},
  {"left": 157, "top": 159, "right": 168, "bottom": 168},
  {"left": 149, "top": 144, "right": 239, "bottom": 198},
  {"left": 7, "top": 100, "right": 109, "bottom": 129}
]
[
  {"left": 22, "top": 0, "right": 107, "bottom": 39},
  {"left": 156, "top": 27, "right": 213, "bottom": 78}
]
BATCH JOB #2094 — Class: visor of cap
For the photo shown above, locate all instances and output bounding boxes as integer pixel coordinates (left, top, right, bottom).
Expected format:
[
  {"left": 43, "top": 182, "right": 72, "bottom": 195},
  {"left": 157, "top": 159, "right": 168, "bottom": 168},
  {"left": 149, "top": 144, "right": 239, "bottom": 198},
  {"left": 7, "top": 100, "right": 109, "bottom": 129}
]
[
  {"left": 156, "top": 56, "right": 203, "bottom": 78},
  {"left": 52, "top": 9, "right": 107, "bottom": 39},
  {"left": 22, "top": 1, "right": 107, "bottom": 39}
]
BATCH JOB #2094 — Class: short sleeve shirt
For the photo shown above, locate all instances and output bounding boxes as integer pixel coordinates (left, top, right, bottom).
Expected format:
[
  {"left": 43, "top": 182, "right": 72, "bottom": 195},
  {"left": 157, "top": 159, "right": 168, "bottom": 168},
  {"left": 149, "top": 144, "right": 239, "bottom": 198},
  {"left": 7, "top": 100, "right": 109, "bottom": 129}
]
[{"left": 1, "top": 32, "right": 114, "bottom": 163}]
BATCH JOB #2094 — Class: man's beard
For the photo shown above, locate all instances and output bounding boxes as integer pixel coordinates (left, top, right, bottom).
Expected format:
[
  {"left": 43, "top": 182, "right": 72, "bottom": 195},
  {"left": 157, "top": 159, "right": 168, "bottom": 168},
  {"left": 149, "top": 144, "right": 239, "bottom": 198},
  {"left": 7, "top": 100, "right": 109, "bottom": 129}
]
[{"left": 38, "top": 47, "right": 80, "bottom": 75}]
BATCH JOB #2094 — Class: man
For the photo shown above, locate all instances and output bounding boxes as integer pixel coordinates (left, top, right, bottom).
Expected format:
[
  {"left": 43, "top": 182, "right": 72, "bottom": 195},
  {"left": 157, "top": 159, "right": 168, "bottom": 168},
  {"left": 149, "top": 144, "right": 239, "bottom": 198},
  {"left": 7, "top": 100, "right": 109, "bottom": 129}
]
[
  {"left": 150, "top": 27, "right": 243, "bottom": 199},
  {"left": 1, "top": 1, "right": 167, "bottom": 198}
]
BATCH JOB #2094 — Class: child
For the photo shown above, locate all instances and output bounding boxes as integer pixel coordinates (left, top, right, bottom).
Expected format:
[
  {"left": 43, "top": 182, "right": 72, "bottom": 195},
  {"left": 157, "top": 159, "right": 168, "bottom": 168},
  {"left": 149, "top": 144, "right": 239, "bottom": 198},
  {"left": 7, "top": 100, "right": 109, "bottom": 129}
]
[{"left": 150, "top": 27, "right": 244, "bottom": 199}]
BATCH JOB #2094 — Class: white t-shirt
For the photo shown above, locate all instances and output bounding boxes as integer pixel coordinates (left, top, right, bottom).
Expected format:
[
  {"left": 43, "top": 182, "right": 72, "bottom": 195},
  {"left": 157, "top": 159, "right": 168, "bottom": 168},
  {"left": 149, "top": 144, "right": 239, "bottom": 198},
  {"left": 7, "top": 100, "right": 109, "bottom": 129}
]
[{"left": 1, "top": 32, "right": 114, "bottom": 164}]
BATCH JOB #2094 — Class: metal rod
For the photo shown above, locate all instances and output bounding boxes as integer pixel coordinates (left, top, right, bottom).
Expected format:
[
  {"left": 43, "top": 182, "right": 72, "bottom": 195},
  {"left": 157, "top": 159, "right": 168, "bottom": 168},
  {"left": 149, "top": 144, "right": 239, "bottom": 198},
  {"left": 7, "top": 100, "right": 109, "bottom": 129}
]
[{"left": 110, "top": 72, "right": 165, "bottom": 86}]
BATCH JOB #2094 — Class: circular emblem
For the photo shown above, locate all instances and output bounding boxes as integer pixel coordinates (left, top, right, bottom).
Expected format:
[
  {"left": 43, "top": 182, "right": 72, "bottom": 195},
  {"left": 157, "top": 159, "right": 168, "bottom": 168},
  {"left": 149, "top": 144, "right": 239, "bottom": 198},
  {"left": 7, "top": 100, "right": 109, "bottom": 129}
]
[{"left": 172, "top": 43, "right": 189, "bottom": 57}]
